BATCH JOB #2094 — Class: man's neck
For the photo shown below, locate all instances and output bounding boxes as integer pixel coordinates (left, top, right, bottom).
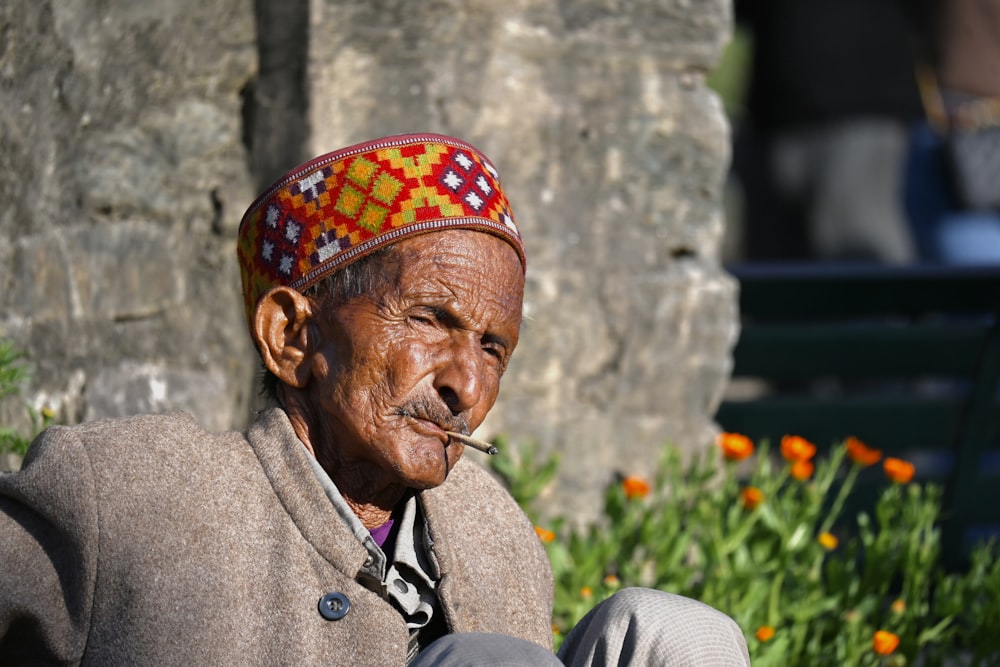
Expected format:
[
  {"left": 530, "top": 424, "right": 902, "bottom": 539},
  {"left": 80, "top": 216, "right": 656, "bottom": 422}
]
[{"left": 281, "top": 392, "right": 405, "bottom": 529}]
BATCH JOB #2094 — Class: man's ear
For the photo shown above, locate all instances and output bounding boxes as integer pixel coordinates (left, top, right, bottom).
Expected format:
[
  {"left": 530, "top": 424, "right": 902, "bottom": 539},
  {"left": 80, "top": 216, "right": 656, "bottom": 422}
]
[{"left": 252, "top": 286, "right": 316, "bottom": 389}]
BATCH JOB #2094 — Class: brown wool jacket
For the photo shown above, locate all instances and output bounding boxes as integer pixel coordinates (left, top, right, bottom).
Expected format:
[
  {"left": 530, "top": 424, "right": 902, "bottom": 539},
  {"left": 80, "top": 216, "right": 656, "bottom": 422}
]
[{"left": 0, "top": 408, "right": 554, "bottom": 665}]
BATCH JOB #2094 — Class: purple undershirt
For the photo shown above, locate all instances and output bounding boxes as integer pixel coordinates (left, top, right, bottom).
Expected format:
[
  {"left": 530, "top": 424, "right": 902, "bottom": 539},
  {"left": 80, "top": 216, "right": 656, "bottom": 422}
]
[{"left": 369, "top": 519, "right": 395, "bottom": 548}]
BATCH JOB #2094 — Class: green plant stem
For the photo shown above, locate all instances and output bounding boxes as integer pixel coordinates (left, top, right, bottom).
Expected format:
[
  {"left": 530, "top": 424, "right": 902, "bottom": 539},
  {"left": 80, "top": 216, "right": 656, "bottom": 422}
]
[
  {"left": 722, "top": 510, "right": 763, "bottom": 554},
  {"left": 819, "top": 464, "right": 862, "bottom": 536},
  {"left": 768, "top": 569, "right": 785, "bottom": 625}
]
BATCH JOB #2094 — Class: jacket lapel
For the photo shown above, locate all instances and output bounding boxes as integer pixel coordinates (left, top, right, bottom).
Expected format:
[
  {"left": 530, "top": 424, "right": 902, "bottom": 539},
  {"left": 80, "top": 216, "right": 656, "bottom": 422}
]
[{"left": 246, "top": 408, "right": 370, "bottom": 578}]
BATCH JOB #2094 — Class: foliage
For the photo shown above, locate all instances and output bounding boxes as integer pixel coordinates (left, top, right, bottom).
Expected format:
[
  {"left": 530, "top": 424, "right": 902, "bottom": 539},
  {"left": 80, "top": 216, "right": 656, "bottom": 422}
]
[
  {"left": 492, "top": 433, "right": 1000, "bottom": 666},
  {"left": 488, "top": 434, "right": 561, "bottom": 525},
  {"left": 707, "top": 25, "right": 752, "bottom": 121},
  {"left": 0, "top": 339, "right": 53, "bottom": 459}
]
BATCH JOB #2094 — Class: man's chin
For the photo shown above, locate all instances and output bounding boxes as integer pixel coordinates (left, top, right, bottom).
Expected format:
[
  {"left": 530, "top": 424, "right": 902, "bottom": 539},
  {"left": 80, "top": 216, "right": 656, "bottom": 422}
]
[
  {"left": 395, "top": 439, "right": 457, "bottom": 490},
  {"left": 399, "top": 470, "right": 448, "bottom": 491}
]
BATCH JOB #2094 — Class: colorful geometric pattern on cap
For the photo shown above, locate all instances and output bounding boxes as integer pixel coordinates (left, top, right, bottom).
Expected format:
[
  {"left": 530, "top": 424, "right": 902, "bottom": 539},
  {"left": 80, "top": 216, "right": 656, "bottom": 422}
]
[{"left": 237, "top": 133, "right": 525, "bottom": 326}]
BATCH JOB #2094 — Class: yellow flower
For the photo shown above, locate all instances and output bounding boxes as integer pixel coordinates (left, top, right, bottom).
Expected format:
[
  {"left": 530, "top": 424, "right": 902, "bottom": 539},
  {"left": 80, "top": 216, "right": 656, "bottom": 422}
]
[
  {"left": 718, "top": 432, "right": 755, "bottom": 461},
  {"left": 781, "top": 435, "right": 817, "bottom": 462},
  {"left": 873, "top": 630, "right": 900, "bottom": 655},
  {"left": 740, "top": 486, "right": 764, "bottom": 510},
  {"left": 884, "top": 457, "right": 915, "bottom": 484},
  {"left": 41, "top": 406, "right": 56, "bottom": 420},
  {"left": 580, "top": 586, "right": 593, "bottom": 599},
  {"left": 891, "top": 599, "right": 906, "bottom": 614},
  {"left": 534, "top": 526, "right": 555, "bottom": 543},
  {"left": 622, "top": 475, "right": 651, "bottom": 500},
  {"left": 790, "top": 459, "right": 814, "bottom": 480},
  {"left": 817, "top": 532, "right": 838, "bottom": 550},
  {"left": 845, "top": 436, "right": 881, "bottom": 467},
  {"left": 755, "top": 625, "right": 775, "bottom": 642}
]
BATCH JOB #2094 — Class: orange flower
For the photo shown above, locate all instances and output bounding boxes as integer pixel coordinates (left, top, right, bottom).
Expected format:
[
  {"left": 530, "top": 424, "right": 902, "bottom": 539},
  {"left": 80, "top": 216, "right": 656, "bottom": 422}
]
[
  {"left": 790, "top": 459, "right": 814, "bottom": 480},
  {"left": 818, "top": 532, "right": 838, "bottom": 550},
  {"left": 845, "top": 436, "right": 882, "bottom": 467},
  {"left": 741, "top": 486, "right": 764, "bottom": 510},
  {"left": 755, "top": 625, "right": 775, "bottom": 642},
  {"left": 534, "top": 526, "right": 555, "bottom": 543},
  {"left": 718, "top": 432, "right": 755, "bottom": 461},
  {"left": 872, "top": 630, "right": 900, "bottom": 655},
  {"left": 891, "top": 599, "right": 906, "bottom": 615},
  {"left": 781, "top": 435, "right": 817, "bottom": 462},
  {"left": 884, "top": 457, "right": 915, "bottom": 484},
  {"left": 580, "top": 586, "right": 593, "bottom": 599},
  {"left": 622, "top": 475, "right": 651, "bottom": 500},
  {"left": 602, "top": 574, "right": 620, "bottom": 588}
]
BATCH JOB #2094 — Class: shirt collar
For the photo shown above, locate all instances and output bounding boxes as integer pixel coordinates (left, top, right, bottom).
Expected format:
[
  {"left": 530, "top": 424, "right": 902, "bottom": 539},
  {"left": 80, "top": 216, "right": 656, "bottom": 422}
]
[{"left": 300, "top": 443, "right": 438, "bottom": 630}]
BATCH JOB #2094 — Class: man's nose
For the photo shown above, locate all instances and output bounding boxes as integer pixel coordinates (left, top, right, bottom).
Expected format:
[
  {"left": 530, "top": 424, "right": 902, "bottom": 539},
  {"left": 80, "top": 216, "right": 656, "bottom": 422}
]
[{"left": 434, "top": 336, "right": 483, "bottom": 415}]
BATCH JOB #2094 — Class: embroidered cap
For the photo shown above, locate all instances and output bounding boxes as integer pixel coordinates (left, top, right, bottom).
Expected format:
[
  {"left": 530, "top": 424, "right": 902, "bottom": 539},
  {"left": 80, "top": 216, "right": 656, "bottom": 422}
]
[{"left": 237, "top": 133, "right": 525, "bottom": 327}]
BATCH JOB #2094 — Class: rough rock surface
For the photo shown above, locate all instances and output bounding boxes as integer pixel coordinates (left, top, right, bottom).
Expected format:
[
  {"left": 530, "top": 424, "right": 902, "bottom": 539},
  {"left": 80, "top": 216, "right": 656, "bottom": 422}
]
[
  {"left": 0, "top": 0, "right": 258, "bottom": 434},
  {"left": 1, "top": 0, "right": 738, "bottom": 522}
]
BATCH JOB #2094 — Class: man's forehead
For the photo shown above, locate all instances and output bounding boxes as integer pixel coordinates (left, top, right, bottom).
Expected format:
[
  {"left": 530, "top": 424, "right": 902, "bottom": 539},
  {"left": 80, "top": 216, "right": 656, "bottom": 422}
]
[
  {"left": 389, "top": 231, "right": 525, "bottom": 307},
  {"left": 393, "top": 229, "right": 523, "bottom": 271}
]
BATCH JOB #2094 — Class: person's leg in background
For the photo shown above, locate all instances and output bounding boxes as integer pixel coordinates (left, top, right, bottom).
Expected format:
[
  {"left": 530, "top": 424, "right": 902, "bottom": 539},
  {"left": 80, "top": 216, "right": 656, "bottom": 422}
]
[{"left": 809, "top": 119, "right": 918, "bottom": 263}]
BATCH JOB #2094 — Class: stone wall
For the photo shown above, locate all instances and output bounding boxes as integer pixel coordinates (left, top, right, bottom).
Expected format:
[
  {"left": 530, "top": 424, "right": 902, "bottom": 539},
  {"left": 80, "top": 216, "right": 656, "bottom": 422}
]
[
  {"left": 0, "top": 0, "right": 258, "bottom": 433},
  {"left": 1, "top": 0, "right": 738, "bottom": 521}
]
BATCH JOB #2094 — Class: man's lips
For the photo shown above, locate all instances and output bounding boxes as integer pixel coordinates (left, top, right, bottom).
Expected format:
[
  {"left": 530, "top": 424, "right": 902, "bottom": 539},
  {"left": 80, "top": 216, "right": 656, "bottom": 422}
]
[
  {"left": 397, "top": 403, "right": 469, "bottom": 438},
  {"left": 398, "top": 412, "right": 496, "bottom": 454},
  {"left": 404, "top": 415, "right": 460, "bottom": 448},
  {"left": 410, "top": 416, "right": 448, "bottom": 437}
]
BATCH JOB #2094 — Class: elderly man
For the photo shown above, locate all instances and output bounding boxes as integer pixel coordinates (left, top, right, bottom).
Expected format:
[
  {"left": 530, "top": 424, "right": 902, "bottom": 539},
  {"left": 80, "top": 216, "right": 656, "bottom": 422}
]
[{"left": 0, "top": 134, "right": 749, "bottom": 665}]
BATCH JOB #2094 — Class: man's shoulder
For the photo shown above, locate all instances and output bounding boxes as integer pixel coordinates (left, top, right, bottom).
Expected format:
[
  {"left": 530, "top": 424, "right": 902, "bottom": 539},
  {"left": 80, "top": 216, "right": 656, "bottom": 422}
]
[
  {"left": 443, "top": 456, "right": 510, "bottom": 495},
  {"left": 28, "top": 411, "right": 247, "bottom": 468},
  {"left": 66, "top": 410, "right": 204, "bottom": 435},
  {"left": 424, "top": 457, "right": 534, "bottom": 533},
  {"left": 420, "top": 456, "right": 554, "bottom": 632},
  {"left": 55, "top": 410, "right": 239, "bottom": 444}
]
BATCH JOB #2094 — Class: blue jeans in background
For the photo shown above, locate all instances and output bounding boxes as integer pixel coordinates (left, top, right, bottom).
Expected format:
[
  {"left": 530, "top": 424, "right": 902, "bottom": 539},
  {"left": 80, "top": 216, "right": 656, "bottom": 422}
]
[{"left": 905, "top": 121, "right": 1000, "bottom": 264}]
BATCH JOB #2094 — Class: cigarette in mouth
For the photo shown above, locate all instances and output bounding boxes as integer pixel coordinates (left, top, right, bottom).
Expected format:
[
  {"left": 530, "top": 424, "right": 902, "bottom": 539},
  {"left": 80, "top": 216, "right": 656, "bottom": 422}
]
[{"left": 445, "top": 431, "right": 499, "bottom": 456}]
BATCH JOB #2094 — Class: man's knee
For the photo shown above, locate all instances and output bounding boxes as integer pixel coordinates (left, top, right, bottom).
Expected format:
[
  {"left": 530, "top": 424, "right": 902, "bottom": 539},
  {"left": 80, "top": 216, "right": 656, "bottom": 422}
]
[
  {"left": 603, "top": 587, "right": 741, "bottom": 633},
  {"left": 413, "top": 632, "right": 561, "bottom": 667},
  {"left": 559, "top": 587, "right": 750, "bottom": 666}
]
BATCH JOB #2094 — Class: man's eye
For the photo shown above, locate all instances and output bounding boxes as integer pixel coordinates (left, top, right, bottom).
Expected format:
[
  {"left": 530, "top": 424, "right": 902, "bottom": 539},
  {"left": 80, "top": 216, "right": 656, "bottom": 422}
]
[{"left": 408, "top": 310, "right": 439, "bottom": 326}]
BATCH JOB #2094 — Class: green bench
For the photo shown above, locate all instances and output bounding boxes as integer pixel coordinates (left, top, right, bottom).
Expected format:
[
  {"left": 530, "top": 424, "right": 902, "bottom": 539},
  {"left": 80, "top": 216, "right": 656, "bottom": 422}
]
[{"left": 715, "top": 264, "right": 1000, "bottom": 569}]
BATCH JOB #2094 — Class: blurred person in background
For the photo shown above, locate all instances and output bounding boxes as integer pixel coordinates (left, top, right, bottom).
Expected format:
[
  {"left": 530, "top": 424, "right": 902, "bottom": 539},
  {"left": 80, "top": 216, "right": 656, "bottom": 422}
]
[
  {"left": 906, "top": 0, "right": 1000, "bottom": 264},
  {"left": 733, "top": 0, "right": 925, "bottom": 264}
]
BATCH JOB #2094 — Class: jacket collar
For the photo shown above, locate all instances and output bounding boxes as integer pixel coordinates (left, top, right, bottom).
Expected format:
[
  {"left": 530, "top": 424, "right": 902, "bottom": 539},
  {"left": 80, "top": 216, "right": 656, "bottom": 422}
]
[{"left": 246, "top": 407, "right": 370, "bottom": 578}]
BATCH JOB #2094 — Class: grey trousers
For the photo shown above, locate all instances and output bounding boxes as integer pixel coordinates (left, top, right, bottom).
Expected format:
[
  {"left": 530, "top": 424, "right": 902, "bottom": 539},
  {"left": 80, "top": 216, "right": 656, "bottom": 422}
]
[
  {"left": 411, "top": 588, "right": 750, "bottom": 666},
  {"left": 770, "top": 119, "right": 916, "bottom": 264}
]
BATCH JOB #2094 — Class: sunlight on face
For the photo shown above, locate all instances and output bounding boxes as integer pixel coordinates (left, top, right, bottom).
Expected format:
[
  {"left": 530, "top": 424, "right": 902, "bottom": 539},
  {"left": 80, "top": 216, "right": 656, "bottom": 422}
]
[{"left": 307, "top": 230, "right": 525, "bottom": 491}]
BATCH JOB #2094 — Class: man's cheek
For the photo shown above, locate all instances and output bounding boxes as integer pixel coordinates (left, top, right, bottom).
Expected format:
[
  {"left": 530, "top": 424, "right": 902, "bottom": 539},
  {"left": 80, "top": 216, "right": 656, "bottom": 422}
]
[
  {"left": 364, "top": 379, "right": 405, "bottom": 420},
  {"left": 467, "top": 387, "right": 501, "bottom": 430}
]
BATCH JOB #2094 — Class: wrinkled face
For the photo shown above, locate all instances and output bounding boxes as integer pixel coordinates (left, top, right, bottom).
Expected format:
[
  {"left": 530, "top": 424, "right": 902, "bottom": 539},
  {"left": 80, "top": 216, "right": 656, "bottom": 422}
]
[{"left": 306, "top": 230, "right": 524, "bottom": 490}]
